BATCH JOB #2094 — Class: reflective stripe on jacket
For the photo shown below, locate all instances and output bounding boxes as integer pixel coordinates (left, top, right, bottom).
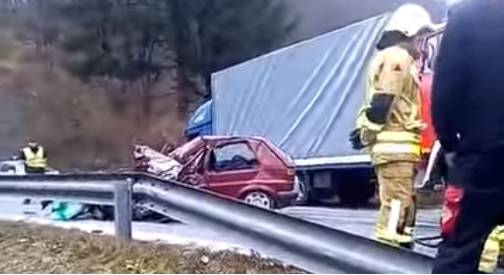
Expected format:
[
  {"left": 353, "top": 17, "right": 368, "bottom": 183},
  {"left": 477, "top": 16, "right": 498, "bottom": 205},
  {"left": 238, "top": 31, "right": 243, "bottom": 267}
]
[
  {"left": 372, "top": 131, "right": 421, "bottom": 155},
  {"left": 23, "top": 147, "right": 47, "bottom": 169},
  {"left": 480, "top": 226, "right": 504, "bottom": 273}
]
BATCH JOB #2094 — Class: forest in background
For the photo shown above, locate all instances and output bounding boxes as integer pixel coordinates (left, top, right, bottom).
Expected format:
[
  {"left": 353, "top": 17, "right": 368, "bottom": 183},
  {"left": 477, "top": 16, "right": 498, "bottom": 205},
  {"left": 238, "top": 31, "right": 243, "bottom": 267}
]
[{"left": 0, "top": 0, "right": 296, "bottom": 170}]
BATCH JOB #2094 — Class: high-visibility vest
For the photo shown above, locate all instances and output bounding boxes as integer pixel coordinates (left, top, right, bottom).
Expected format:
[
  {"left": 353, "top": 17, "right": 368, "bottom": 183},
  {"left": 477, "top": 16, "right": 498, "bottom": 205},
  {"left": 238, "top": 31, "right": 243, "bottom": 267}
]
[{"left": 23, "top": 146, "right": 47, "bottom": 169}]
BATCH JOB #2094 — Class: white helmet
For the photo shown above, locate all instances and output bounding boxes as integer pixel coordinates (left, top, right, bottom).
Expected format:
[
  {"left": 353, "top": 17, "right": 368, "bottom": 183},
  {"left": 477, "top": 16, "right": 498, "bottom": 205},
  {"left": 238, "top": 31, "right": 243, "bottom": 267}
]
[{"left": 384, "top": 4, "right": 435, "bottom": 37}]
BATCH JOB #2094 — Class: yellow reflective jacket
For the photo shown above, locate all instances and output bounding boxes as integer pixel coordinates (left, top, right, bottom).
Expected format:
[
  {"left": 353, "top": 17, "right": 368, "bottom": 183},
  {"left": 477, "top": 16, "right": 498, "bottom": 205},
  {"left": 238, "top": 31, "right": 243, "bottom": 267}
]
[
  {"left": 23, "top": 146, "right": 47, "bottom": 169},
  {"left": 480, "top": 226, "right": 504, "bottom": 273},
  {"left": 356, "top": 46, "right": 424, "bottom": 165}
]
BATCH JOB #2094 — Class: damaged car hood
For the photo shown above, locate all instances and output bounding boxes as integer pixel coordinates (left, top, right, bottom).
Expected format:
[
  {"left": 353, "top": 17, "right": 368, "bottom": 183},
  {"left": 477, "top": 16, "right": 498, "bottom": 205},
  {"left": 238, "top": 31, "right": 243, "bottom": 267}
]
[{"left": 134, "top": 145, "right": 182, "bottom": 180}]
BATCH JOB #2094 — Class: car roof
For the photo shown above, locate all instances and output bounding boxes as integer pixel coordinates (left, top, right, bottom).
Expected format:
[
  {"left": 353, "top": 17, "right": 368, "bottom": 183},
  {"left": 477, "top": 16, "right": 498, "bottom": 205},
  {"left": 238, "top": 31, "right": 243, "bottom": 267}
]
[
  {"left": 200, "top": 135, "right": 267, "bottom": 143},
  {"left": 199, "top": 136, "right": 294, "bottom": 166}
]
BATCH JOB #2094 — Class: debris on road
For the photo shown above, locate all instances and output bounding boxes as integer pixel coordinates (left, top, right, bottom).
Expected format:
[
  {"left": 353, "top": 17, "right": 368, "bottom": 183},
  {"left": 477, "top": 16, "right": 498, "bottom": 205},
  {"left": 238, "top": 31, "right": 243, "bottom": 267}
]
[{"left": 0, "top": 222, "right": 303, "bottom": 274}]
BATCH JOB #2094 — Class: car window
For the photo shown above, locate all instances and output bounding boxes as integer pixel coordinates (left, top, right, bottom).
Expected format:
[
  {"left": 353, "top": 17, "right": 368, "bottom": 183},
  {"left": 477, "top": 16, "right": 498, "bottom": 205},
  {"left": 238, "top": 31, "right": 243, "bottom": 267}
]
[
  {"left": 0, "top": 164, "right": 16, "bottom": 173},
  {"left": 209, "top": 143, "right": 257, "bottom": 172}
]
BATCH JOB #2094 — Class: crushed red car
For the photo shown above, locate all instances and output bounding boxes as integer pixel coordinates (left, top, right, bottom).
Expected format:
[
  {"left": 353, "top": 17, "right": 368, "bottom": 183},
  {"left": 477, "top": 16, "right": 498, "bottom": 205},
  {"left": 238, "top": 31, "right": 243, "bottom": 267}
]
[{"left": 134, "top": 136, "right": 299, "bottom": 209}]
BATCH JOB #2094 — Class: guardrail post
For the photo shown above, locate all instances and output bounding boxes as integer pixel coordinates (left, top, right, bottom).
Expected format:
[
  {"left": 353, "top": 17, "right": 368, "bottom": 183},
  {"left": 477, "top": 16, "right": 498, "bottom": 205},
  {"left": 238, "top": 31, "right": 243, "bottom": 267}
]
[{"left": 114, "top": 178, "right": 133, "bottom": 241}]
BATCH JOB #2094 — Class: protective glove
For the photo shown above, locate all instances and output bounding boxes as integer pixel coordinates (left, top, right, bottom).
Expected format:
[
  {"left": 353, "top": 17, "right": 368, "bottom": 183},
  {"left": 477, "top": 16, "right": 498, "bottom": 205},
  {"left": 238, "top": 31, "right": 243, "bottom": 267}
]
[{"left": 349, "top": 128, "right": 365, "bottom": 150}]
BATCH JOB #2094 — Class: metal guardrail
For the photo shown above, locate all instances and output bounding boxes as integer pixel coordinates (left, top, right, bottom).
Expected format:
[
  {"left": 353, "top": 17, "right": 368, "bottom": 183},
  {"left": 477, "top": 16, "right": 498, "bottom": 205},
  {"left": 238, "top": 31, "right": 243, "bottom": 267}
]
[{"left": 0, "top": 174, "right": 433, "bottom": 274}]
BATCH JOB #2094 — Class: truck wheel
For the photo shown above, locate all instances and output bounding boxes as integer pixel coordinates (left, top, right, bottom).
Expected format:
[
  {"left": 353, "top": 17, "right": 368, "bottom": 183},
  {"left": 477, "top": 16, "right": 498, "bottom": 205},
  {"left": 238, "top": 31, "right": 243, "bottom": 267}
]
[
  {"left": 293, "top": 176, "right": 309, "bottom": 205},
  {"left": 338, "top": 181, "right": 376, "bottom": 207},
  {"left": 244, "top": 191, "right": 274, "bottom": 209}
]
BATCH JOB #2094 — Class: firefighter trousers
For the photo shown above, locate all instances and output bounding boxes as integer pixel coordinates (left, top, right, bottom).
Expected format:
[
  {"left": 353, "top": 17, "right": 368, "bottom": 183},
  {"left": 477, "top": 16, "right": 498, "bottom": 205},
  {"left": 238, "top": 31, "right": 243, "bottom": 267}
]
[
  {"left": 375, "top": 161, "right": 416, "bottom": 244},
  {"left": 434, "top": 185, "right": 504, "bottom": 274}
]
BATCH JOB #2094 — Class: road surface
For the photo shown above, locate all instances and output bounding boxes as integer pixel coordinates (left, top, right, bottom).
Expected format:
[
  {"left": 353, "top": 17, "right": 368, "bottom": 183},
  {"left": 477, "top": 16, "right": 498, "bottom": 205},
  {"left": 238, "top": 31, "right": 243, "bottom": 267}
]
[{"left": 282, "top": 206, "right": 441, "bottom": 257}]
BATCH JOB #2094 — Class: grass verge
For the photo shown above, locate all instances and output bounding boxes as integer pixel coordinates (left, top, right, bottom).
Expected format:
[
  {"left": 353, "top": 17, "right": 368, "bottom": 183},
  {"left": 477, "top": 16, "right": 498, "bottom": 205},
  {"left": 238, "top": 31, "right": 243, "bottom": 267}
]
[{"left": 0, "top": 222, "right": 303, "bottom": 274}]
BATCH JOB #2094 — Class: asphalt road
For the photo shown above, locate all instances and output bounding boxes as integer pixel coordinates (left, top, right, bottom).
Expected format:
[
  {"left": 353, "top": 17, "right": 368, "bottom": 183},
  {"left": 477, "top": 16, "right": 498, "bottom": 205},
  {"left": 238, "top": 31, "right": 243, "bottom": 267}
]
[{"left": 281, "top": 206, "right": 442, "bottom": 257}]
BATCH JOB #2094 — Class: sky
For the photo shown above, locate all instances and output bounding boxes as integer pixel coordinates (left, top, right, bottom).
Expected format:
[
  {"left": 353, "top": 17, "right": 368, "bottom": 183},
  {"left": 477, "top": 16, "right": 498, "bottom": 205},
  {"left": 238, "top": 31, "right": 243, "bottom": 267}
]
[{"left": 284, "top": 0, "right": 448, "bottom": 44}]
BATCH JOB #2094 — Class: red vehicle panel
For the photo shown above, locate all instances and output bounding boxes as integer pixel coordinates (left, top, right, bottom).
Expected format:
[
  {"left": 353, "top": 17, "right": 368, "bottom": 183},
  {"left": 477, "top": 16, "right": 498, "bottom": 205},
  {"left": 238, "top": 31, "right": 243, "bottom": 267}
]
[
  {"left": 420, "top": 72, "right": 436, "bottom": 153},
  {"left": 420, "top": 28, "right": 444, "bottom": 154},
  {"left": 169, "top": 136, "right": 297, "bottom": 209}
]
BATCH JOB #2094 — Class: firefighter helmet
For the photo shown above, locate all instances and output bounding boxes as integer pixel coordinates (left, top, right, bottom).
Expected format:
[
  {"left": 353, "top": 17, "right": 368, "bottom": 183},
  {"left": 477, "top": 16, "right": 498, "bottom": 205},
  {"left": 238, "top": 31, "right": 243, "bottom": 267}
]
[{"left": 384, "top": 4, "right": 435, "bottom": 38}]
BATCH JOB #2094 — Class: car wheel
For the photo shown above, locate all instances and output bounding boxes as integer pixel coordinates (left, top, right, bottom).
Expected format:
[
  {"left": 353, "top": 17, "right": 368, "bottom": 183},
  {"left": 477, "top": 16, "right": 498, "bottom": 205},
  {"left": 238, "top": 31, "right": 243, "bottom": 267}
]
[
  {"left": 338, "top": 180, "right": 376, "bottom": 207},
  {"left": 244, "top": 191, "right": 274, "bottom": 209}
]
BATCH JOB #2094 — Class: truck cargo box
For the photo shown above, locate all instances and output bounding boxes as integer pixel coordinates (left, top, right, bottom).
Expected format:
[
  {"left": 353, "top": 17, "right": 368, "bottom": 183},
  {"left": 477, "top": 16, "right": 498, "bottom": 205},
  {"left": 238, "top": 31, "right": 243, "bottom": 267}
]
[{"left": 211, "top": 14, "right": 391, "bottom": 169}]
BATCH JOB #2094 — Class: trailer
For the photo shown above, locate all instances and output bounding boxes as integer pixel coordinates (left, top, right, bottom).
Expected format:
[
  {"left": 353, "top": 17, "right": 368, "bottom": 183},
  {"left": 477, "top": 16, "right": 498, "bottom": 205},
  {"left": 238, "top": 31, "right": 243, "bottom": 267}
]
[{"left": 186, "top": 10, "right": 445, "bottom": 204}]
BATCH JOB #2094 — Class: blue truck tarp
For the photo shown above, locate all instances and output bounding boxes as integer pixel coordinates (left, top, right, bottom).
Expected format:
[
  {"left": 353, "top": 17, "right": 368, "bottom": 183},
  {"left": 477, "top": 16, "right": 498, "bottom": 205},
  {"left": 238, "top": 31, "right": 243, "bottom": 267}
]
[{"left": 211, "top": 14, "right": 391, "bottom": 167}]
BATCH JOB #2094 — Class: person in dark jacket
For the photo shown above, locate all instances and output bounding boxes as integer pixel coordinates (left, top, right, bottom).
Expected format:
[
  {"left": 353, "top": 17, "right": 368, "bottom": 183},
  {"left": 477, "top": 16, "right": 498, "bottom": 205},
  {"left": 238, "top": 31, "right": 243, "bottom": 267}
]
[{"left": 432, "top": 1, "right": 504, "bottom": 273}]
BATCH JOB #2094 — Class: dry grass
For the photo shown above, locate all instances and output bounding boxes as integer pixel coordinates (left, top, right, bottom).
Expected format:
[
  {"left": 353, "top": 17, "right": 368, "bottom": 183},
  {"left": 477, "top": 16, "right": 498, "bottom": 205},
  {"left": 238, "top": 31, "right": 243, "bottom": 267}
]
[{"left": 0, "top": 222, "right": 303, "bottom": 274}]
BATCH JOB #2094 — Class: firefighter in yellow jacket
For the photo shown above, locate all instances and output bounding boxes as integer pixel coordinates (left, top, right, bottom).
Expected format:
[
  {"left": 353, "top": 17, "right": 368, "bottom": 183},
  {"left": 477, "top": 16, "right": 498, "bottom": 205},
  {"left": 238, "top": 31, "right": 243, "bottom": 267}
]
[
  {"left": 479, "top": 226, "right": 504, "bottom": 273},
  {"left": 350, "top": 4, "right": 435, "bottom": 247}
]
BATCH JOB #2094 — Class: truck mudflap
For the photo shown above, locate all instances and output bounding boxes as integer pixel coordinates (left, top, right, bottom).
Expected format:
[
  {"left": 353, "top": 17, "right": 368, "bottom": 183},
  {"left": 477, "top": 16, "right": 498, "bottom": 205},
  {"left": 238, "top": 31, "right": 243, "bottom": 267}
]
[{"left": 416, "top": 141, "right": 445, "bottom": 190}]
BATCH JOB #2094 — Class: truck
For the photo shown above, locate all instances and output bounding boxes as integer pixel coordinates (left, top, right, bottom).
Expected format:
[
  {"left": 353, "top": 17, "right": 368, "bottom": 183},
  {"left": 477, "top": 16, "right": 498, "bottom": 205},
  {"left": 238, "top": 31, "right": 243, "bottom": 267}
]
[{"left": 185, "top": 8, "right": 445, "bottom": 205}]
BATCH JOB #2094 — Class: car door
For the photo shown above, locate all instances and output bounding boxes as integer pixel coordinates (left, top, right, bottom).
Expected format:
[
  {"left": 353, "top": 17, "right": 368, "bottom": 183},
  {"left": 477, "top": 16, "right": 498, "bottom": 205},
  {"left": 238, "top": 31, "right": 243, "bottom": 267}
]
[{"left": 203, "top": 141, "right": 260, "bottom": 199}]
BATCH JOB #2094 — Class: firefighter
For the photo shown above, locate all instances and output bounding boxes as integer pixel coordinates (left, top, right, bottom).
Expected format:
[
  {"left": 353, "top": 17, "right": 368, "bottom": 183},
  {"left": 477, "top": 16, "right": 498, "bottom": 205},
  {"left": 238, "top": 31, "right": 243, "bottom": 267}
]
[
  {"left": 432, "top": 1, "right": 504, "bottom": 273},
  {"left": 480, "top": 226, "right": 504, "bottom": 273},
  {"left": 350, "top": 4, "right": 435, "bottom": 247},
  {"left": 19, "top": 139, "right": 47, "bottom": 174}
]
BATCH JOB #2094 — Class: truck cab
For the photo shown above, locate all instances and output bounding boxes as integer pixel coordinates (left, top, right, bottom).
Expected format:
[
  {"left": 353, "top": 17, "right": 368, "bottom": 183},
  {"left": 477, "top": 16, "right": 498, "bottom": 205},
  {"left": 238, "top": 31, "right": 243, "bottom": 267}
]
[{"left": 185, "top": 100, "right": 213, "bottom": 140}]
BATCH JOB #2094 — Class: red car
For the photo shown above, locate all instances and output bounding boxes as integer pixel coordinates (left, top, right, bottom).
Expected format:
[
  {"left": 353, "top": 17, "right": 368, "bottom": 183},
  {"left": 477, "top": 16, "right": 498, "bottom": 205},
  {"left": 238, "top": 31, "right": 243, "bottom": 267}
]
[{"left": 136, "top": 136, "right": 299, "bottom": 209}]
